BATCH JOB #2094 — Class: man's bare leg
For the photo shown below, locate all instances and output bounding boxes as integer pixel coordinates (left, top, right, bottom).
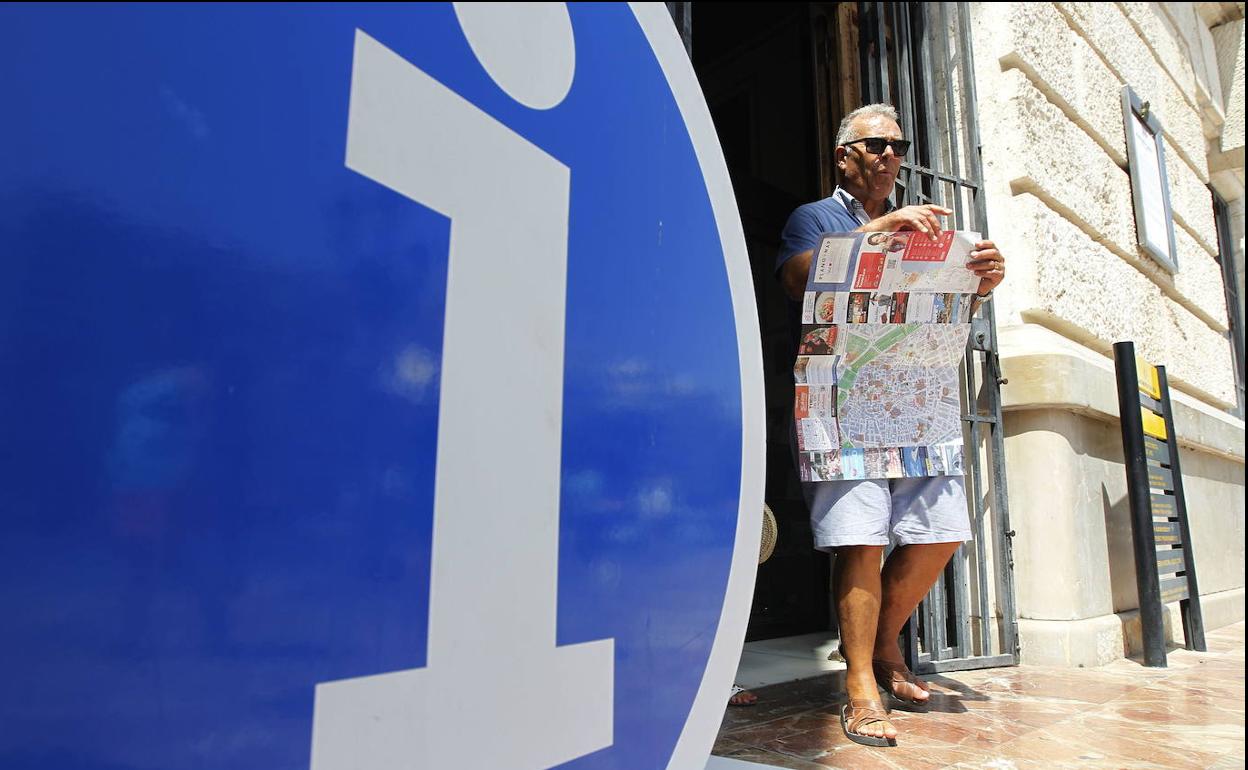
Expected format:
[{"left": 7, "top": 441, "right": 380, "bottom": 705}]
[
  {"left": 834, "top": 544, "right": 896, "bottom": 742},
  {"left": 872, "top": 541, "right": 962, "bottom": 702}
]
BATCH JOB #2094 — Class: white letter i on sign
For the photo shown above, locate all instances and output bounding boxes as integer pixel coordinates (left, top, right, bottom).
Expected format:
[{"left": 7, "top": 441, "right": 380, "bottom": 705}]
[{"left": 310, "top": 28, "right": 614, "bottom": 770}]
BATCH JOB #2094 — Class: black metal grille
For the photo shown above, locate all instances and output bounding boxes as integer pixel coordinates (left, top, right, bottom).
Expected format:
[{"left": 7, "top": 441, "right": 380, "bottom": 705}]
[
  {"left": 860, "top": 2, "right": 1020, "bottom": 673},
  {"left": 1212, "top": 188, "right": 1246, "bottom": 419}
]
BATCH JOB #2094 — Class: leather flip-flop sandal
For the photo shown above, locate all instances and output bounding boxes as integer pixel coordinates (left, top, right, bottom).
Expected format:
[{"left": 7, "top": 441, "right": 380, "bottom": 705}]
[
  {"left": 840, "top": 699, "right": 896, "bottom": 747},
  {"left": 872, "top": 658, "right": 931, "bottom": 712}
]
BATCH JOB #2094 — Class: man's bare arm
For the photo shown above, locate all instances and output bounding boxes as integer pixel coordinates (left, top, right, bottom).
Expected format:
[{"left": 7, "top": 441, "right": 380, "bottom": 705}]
[
  {"left": 780, "top": 249, "right": 814, "bottom": 301},
  {"left": 858, "top": 204, "right": 952, "bottom": 238}
]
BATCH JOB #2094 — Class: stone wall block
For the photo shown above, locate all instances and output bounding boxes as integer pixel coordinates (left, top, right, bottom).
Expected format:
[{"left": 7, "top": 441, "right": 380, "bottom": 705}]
[
  {"left": 1212, "top": 20, "right": 1245, "bottom": 152},
  {"left": 1002, "top": 411, "right": 1116, "bottom": 621},
  {"left": 1057, "top": 2, "right": 1210, "bottom": 182},
  {"left": 1058, "top": 3, "right": 1160, "bottom": 90},
  {"left": 1016, "top": 194, "right": 1237, "bottom": 405},
  {"left": 1163, "top": 137, "right": 1218, "bottom": 252},
  {"left": 1000, "top": 2, "right": 1127, "bottom": 162},
  {"left": 999, "top": 73, "right": 1227, "bottom": 329},
  {"left": 1172, "top": 225, "right": 1231, "bottom": 329},
  {"left": 1181, "top": 451, "right": 1248, "bottom": 597},
  {"left": 1162, "top": 3, "right": 1227, "bottom": 126},
  {"left": 1117, "top": 2, "right": 1198, "bottom": 102},
  {"left": 999, "top": 71, "right": 1136, "bottom": 254}
]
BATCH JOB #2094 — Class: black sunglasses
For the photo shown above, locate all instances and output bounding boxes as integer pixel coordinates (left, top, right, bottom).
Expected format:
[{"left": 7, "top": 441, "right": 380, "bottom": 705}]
[{"left": 841, "top": 136, "right": 911, "bottom": 157}]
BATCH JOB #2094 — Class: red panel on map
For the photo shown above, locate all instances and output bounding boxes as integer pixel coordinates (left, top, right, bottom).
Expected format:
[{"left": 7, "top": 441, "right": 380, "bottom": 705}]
[
  {"left": 853, "top": 251, "right": 886, "bottom": 289},
  {"left": 794, "top": 385, "right": 809, "bottom": 418},
  {"left": 902, "top": 231, "right": 955, "bottom": 262}
]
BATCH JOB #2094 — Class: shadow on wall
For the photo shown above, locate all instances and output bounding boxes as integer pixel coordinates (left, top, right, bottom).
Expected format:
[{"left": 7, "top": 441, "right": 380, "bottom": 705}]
[{"left": 1101, "top": 484, "right": 1139, "bottom": 615}]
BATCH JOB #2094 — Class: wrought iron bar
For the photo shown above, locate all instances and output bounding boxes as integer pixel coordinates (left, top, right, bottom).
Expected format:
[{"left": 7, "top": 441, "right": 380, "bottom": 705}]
[
  {"left": 958, "top": 0, "right": 1020, "bottom": 663},
  {"left": 936, "top": 2, "right": 967, "bottom": 230}
]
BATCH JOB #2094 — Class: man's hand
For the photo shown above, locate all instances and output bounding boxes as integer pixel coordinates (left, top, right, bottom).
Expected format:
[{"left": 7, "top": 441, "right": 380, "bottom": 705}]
[
  {"left": 862, "top": 204, "right": 953, "bottom": 240},
  {"left": 966, "top": 240, "right": 1005, "bottom": 296}
]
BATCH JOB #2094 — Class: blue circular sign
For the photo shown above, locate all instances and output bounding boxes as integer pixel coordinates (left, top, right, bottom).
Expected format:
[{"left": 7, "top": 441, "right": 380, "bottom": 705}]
[{"left": 0, "top": 5, "right": 763, "bottom": 768}]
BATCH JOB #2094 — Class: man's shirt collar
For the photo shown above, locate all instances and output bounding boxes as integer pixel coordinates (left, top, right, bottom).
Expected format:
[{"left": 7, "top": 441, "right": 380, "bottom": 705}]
[{"left": 832, "top": 186, "right": 896, "bottom": 226}]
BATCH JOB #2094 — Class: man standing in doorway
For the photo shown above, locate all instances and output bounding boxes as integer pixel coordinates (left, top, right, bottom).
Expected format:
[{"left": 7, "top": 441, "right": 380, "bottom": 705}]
[{"left": 776, "top": 104, "right": 1006, "bottom": 746}]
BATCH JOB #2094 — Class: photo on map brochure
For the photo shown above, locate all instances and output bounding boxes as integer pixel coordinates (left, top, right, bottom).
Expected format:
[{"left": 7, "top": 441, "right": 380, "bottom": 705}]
[
  {"left": 869, "top": 293, "right": 892, "bottom": 325},
  {"left": 865, "top": 231, "right": 909, "bottom": 255},
  {"left": 841, "top": 448, "right": 866, "bottom": 480},
  {"left": 798, "top": 325, "right": 838, "bottom": 355},
  {"left": 794, "top": 355, "right": 810, "bottom": 384},
  {"left": 902, "top": 446, "right": 926, "bottom": 477},
  {"left": 948, "top": 293, "right": 969, "bottom": 323},
  {"left": 883, "top": 447, "right": 904, "bottom": 478},
  {"left": 815, "top": 291, "right": 843, "bottom": 323},
  {"left": 920, "top": 446, "right": 938, "bottom": 475},
  {"left": 885, "top": 232, "right": 910, "bottom": 254},
  {"left": 803, "top": 450, "right": 841, "bottom": 482},
  {"left": 846, "top": 292, "right": 870, "bottom": 324},
  {"left": 890, "top": 292, "right": 909, "bottom": 323},
  {"left": 864, "top": 448, "right": 884, "bottom": 478},
  {"left": 941, "top": 443, "right": 964, "bottom": 474}
]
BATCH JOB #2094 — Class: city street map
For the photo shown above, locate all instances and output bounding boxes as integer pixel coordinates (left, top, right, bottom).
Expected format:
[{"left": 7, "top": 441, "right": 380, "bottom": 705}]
[{"left": 794, "top": 230, "right": 982, "bottom": 481}]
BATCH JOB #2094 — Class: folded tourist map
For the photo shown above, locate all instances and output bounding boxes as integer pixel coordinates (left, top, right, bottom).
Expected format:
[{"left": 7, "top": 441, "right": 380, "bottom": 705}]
[{"left": 794, "top": 230, "right": 982, "bottom": 481}]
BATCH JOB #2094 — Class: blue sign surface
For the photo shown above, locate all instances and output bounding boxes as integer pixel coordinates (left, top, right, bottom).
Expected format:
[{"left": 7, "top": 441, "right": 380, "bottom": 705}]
[{"left": 1, "top": 5, "right": 759, "bottom": 768}]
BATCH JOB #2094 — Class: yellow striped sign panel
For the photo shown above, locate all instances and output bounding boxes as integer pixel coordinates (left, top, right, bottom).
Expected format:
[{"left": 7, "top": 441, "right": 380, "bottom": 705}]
[
  {"left": 1151, "top": 493, "right": 1177, "bottom": 518},
  {"left": 1153, "top": 519, "right": 1180, "bottom": 545},
  {"left": 1136, "top": 357, "right": 1161, "bottom": 399},
  {"left": 1141, "top": 407, "right": 1167, "bottom": 440},
  {"left": 1156, "top": 549, "right": 1186, "bottom": 575},
  {"left": 1144, "top": 435, "right": 1170, "bottom": 465},
  {"left": 1148, "top": 465, "right": 1174, "bottom": 492}
]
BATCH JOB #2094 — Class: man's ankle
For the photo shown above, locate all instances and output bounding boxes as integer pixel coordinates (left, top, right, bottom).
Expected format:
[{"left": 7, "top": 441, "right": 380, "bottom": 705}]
[{"left": 845, "top": 671, "right": 881, "bottom": 697}]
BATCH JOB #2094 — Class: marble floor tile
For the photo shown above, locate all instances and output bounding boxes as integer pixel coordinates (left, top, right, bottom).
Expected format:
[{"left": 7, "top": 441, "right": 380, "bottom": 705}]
[
  {"left": 714, "top": 744, "right": 831, "bottom": 770},
  {"left": 713, "top": 621, "right": 1245, "bottom": 770},
  {"left": 986, "top": 722, "right": 1219, "bottom": 770}
]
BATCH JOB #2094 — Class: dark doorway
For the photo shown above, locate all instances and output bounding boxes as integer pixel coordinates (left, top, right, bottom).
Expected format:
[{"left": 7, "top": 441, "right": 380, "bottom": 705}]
[
  {"left": 677, "top": 0, "right": 1021, "bottom": 673},
  {"left": 691, "top": 4, "right": 837, "bottom": 641}
]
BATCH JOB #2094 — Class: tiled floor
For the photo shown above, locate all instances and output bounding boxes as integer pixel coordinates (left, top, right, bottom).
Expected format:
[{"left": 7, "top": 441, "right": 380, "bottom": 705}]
[
  {"left": 732, "top": 632, "right": 845, "bottom": 690},
  {"left": 713, "top": 622, "right": 1245, "bottom": 769}
]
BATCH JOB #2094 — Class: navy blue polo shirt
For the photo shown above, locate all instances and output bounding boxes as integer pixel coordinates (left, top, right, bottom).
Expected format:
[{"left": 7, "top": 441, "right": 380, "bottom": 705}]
[{"left": 775, "top": 187, "right": 895, "bottom": 273}]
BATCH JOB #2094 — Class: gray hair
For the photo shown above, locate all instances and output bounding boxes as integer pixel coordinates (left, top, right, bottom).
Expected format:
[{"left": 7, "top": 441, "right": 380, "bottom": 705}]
[{"left": 835, "top": 104, "right": 900, "bottom": 146}]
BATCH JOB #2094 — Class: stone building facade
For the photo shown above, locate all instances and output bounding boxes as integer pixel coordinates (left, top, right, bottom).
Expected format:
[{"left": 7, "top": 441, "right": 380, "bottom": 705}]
[{"left": 970, "top": 2, "right": 1246, "bottom": 665}]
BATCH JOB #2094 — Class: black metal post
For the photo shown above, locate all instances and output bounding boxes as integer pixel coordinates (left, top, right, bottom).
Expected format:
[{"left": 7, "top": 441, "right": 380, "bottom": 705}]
[
  {"left": 1113, "top": 341, "right": 1167, "bottom": 667},
  {"left": 1156, "top": 366, "right": 1207, "bottom": 651}
]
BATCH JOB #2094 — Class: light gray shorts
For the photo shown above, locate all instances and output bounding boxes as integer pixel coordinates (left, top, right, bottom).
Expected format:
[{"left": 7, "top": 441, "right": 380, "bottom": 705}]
[{"left": 806, "top": 475, "right": 972, "bottom": 550}]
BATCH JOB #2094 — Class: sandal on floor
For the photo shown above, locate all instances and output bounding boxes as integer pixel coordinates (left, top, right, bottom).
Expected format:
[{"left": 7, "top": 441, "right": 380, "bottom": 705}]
[
  {"left": 871, "top": 658, "right": 930, "bottom": 712},
  {"left": 728, "top": 685, "right": 757, "bottom": 707},
  {"left": 840, "top": 699, "right": 896, "bottom": 747}
]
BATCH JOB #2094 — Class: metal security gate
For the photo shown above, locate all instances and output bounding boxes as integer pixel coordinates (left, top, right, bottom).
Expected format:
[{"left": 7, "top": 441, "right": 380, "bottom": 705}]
[
  {"left": 859, "top": 2, "right": 1019, "bottom": 672},
  {"left": 667, "top": 1, "right": 1018, "bottom": 669}
]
